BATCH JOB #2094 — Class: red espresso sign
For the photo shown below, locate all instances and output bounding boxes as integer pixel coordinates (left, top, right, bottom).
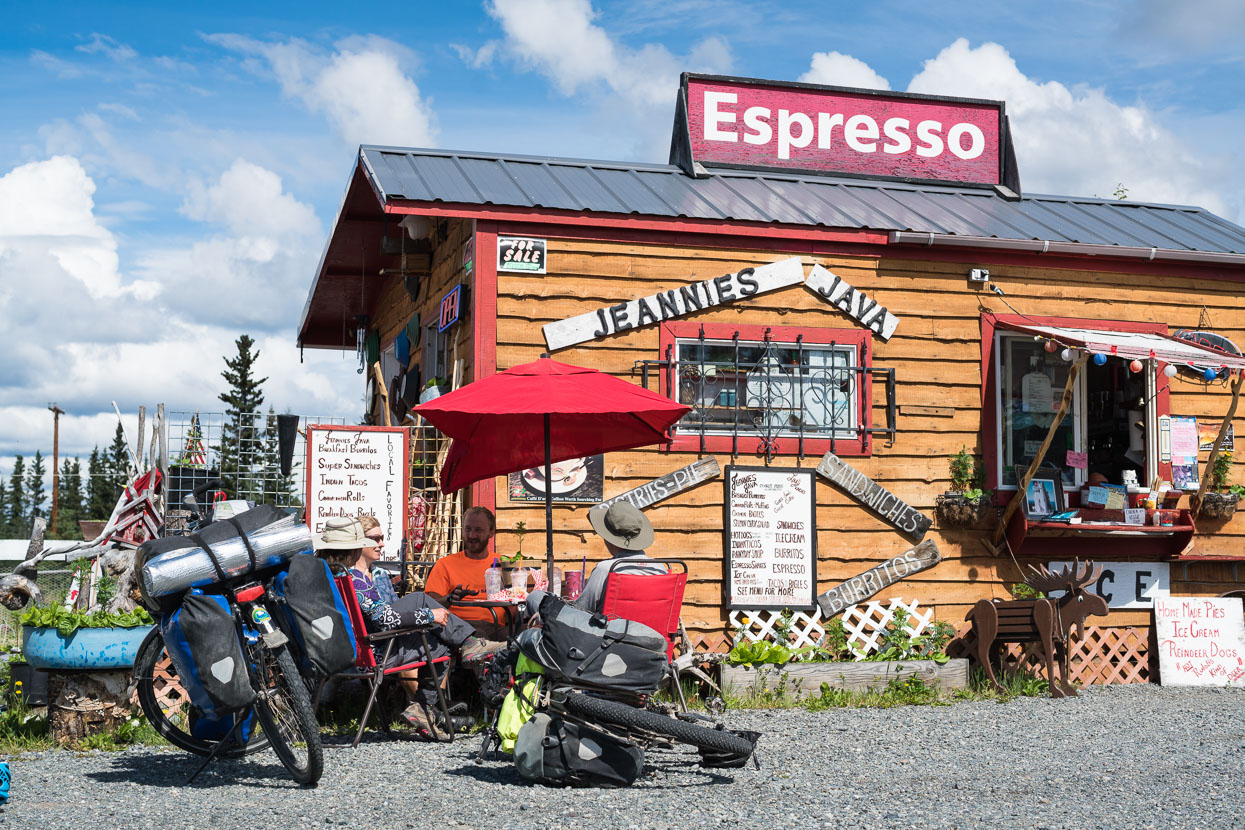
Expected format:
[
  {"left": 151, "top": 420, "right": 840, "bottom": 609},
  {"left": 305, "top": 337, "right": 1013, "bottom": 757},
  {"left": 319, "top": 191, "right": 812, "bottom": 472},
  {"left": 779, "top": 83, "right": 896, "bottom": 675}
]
[{"left": 683, "top": 76, "right": 1003, "bottom": 185}]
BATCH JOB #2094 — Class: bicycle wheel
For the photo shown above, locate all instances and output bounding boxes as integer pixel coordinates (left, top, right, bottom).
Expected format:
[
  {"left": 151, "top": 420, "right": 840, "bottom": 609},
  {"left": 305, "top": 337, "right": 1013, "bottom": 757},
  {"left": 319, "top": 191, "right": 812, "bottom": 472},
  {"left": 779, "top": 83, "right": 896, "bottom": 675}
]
[
  {"left": 248, "top": 641, "right": 324, "bottom": 786},
  {"left": 133, "top": 627, "right": 269, "bottom": 758},
  {"left": 562, "top": 692, "right": 756, "bottom": 757}
]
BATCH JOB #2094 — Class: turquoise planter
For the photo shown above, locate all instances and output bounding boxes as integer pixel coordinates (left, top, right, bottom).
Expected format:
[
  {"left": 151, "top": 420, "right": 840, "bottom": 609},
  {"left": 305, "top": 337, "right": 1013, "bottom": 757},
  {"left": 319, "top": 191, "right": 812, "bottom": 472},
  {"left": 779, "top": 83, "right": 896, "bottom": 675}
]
[{"left": 21, "top": 625, "right": 154, "bottom": 670}]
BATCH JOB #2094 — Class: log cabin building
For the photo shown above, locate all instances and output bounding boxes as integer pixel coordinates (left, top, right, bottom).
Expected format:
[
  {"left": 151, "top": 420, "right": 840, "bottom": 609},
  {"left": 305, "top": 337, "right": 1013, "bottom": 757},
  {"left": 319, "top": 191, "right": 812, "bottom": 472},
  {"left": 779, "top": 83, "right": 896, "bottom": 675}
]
[{"left": 299, "top": 74, "right": 1245, "bottom": 672}]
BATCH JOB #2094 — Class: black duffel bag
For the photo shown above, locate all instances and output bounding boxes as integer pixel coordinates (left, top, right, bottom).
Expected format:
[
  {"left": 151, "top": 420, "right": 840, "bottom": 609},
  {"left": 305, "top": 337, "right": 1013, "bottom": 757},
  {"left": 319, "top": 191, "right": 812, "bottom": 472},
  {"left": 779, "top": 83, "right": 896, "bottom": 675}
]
[
  {"left": 517, "top": 593, "right": 667, "bottom": 695},
  {"left": 514, "top": 712, "right": 644, "bottom": 788}
]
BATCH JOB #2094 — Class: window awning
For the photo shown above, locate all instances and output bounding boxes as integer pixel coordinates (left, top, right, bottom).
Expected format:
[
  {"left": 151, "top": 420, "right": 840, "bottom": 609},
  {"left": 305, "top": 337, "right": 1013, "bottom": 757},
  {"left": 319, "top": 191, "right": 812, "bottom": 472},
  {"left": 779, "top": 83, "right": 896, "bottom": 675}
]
[{"left": 996, "top": 321, "right": 1245, "bottom": 370}]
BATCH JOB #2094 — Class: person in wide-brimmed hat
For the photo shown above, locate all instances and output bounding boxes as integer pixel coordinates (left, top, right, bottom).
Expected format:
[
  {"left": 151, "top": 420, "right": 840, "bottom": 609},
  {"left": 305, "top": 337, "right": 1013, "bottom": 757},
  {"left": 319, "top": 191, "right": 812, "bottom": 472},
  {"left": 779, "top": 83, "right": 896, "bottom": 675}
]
[
  {"left": 315, "top": 516, "right": 500, "bottom": 739},
  {"left": 573, "top": 502, "right": 667, "bottom": 612}
]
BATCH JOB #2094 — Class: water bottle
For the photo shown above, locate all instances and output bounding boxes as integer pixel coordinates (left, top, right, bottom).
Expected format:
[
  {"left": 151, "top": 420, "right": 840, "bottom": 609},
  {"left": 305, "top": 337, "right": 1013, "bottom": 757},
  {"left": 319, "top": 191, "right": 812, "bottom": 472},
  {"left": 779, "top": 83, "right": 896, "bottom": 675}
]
[{"left": 484, "top": 558, "right": 502, "bottom": 598}]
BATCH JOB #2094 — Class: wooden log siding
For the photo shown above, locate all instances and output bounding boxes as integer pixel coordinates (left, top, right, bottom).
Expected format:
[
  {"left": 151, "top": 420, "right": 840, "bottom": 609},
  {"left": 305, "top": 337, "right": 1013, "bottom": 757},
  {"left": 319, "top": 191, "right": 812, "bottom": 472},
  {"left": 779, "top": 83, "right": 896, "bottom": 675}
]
[{"left": 480, "top": 234, "right": 1245, "bottom": 645}]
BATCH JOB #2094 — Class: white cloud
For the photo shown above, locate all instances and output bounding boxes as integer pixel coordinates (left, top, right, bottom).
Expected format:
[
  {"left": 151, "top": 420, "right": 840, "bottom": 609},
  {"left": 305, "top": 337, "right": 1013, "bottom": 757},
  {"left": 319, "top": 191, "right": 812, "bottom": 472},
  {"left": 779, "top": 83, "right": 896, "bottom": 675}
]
[
  {"left": 906, "top": 39, "right": 1233, "bottom": 216},
  {"left": 1120, "top": 0, "right": 1245, "bottom": 53},
  {"left": 799, "top": 51, "right": 890, "bottom": 90},
  {"left": 482, "top": 0, "right": 732, "bottom": 157},
  {"left": 0, "top": 156, "right": 159, "bottom": 301},
  {"left": 76, "top": 33, "right": 138, "bottom": 62},
  {"left": 208, "top": 34, "right": 438, "bottom": 148},
  {"left": 182, "top": 159, "right": 320, "bottom": 239}
]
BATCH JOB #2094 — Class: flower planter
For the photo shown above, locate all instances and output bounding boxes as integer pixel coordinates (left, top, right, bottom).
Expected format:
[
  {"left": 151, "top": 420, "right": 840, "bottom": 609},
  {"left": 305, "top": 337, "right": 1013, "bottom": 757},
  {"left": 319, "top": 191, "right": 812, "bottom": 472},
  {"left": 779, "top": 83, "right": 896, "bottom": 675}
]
[
  {"left": 21, "top": 625, "right": 154, "bottom": 671},
  {"left": 720, "top": 658, "right": 969, "bottom": 695},
  {"left": 1200, "top": 492, "right": 1239, "bottom": 520},
  {"left": 935, "top": 493, "right": 994, "bottom": 529}
]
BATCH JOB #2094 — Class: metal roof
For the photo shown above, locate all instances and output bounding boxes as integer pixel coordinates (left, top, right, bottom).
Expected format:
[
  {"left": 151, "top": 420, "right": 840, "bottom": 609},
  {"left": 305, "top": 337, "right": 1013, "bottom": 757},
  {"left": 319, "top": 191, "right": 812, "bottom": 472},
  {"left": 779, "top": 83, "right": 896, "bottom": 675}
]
[{"left": 359, "top": 145, "right": 1245, "bottom": 256}]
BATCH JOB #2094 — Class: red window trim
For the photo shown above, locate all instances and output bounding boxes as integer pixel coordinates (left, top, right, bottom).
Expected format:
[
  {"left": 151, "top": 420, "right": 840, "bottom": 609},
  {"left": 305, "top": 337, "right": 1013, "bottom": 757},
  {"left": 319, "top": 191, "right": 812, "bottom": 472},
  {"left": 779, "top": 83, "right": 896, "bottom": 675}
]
[
  {"left": 980, "top": 313, "right": 1172, "bottom": 495},
  {"left": 658, "top": 320, "right": 872, "bottom": 457}
]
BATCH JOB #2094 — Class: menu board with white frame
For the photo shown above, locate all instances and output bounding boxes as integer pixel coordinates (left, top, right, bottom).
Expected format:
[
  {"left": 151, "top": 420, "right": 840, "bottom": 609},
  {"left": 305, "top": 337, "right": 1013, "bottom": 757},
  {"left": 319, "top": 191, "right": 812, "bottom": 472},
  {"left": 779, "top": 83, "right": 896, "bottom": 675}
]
[
  {"left": 724, "top": 465, "right": 817, "bottom": 610},
  {"left": 305, "top": 425, "right": 409, "bottom": 561}
]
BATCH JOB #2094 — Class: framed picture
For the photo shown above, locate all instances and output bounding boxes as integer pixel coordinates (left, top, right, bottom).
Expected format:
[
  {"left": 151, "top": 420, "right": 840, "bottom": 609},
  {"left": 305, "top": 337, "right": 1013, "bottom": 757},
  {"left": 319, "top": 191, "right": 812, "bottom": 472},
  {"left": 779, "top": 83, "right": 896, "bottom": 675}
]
[{"left": 1020, "top": 472, "right": 1064, "bottom": 519}]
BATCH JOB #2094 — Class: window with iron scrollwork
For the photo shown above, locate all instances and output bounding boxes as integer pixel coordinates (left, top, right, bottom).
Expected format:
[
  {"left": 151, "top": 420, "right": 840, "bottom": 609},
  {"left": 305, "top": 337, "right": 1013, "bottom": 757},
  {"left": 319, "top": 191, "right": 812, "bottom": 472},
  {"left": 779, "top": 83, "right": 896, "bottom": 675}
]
[{"left": 652, "top": 322, "right": 877, "bottom": 460}]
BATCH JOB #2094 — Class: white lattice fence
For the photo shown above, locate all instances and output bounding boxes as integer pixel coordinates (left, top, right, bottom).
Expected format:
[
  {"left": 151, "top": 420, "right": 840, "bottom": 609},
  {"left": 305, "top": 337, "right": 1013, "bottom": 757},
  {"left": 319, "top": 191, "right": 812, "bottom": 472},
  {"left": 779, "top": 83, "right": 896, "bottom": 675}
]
[{"left": 729, "top": 598, "right": 934, "bottom": 660}]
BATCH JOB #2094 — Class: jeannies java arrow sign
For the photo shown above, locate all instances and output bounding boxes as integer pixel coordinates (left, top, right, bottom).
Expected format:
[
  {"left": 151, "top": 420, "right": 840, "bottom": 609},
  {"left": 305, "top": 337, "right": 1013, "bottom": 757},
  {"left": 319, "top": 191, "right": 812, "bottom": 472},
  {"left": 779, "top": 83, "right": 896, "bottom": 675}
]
[
  {"left": 816, "top": 451, "right": 932, "bottom": 543},
  {"left": 817, "top": 539, "right": 942, "bottom": 617}
]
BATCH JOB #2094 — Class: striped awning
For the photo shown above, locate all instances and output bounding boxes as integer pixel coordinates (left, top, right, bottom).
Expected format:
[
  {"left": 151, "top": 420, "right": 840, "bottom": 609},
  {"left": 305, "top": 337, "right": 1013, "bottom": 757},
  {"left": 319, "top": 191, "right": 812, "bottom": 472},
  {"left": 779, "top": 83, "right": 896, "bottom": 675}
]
[{"left": 996, "top": 321, "right": 1245, "bottom": 370}]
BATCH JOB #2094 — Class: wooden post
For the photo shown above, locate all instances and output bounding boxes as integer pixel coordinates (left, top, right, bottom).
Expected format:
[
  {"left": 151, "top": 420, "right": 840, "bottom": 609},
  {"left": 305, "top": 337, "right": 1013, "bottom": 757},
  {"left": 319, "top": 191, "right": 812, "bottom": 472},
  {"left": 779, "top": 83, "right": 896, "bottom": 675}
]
[
  {"left": 993, "top": 355, "right": 1089, "bottom": 544},
  {"left": 372, "top": 362, "right": 393, "bottom": 427},
  {"left": 1193, "top": 372, "right": 1244, "bottom": 518},
  {"left": 48, "top": 404, "right": 64, "bottom": 531}
]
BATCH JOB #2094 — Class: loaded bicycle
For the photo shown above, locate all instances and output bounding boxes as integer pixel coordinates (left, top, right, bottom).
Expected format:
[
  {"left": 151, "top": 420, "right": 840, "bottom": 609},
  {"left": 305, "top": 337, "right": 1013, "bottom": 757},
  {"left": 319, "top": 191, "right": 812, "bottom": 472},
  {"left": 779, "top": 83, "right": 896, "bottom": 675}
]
[{"left": 133, "top": 482, "right": 324, "bottom": 785}]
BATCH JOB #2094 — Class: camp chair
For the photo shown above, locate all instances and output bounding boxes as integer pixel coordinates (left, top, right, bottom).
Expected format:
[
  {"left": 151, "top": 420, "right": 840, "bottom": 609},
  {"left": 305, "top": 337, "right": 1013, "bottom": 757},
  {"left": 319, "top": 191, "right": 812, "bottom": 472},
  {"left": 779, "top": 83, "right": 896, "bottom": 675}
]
[
  {"left": 315, "top": 572, "right": 455, "bottom": 747},
  {"left": 600, "top": 559, "right": 709, "bottom": 710}
]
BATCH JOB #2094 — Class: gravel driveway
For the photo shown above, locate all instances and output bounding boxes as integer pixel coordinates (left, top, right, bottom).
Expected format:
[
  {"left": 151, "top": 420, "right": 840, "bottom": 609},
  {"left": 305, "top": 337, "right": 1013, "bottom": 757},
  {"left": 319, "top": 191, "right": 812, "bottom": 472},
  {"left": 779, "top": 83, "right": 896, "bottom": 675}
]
[{"left": 3, "top": 685, "right": 1242, "bottom": 829}]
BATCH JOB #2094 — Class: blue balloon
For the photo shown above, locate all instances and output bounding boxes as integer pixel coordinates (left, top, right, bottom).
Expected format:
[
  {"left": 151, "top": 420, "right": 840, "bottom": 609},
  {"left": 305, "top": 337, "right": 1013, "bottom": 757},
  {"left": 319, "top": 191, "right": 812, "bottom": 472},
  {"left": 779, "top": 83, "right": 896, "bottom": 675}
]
[
  {"left": 1093, "top": 353, "right": 1107, "bottom": 366},
  {"left": 1204, "top": 367, "right": 1218, "bottom": 382}
]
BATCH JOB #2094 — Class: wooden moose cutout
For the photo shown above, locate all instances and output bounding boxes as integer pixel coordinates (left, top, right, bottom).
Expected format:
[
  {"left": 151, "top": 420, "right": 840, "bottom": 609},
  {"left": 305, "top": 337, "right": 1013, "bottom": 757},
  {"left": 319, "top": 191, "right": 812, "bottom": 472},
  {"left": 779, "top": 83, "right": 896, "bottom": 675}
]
[{"left": 968, "top": 560, "right": 1108, "bottom": 698}]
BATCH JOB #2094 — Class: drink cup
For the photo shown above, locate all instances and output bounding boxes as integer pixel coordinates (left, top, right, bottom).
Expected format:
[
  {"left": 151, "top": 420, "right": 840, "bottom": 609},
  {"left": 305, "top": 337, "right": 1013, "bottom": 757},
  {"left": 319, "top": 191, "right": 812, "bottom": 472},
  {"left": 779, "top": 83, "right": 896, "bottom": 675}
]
[{"left": 565, "top": 570, "right": 583, "bottom": 600}]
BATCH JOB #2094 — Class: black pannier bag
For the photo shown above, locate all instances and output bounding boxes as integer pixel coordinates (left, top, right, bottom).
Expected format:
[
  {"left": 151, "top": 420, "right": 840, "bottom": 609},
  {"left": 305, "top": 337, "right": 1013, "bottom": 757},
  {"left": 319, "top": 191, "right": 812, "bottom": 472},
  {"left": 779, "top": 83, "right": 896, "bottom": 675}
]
[
  {"left": 273, "top": 554, "right": 357, "bottom": 675},
  {"left": 162, "top": 591, "right": 256, "bottom": 718},
  {"left": 518, "top": 594, "right": 667, "bottom": 695},
  {"left": 514, "top": 712, "right": 645, "bottom": 788}
]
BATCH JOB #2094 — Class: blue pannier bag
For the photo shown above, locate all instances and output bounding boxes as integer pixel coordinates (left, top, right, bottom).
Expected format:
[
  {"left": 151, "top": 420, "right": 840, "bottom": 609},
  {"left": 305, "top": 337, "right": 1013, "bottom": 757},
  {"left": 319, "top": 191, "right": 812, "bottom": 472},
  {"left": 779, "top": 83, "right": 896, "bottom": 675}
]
[
  {"left": 190, "top": 707, "right": 257, "bottom": 743},
  {"left": 161, "top": 590, "right": 256, "bottom": 720},
  {"left": 273, "top": 554, "right": 357, "bottom": 676}
]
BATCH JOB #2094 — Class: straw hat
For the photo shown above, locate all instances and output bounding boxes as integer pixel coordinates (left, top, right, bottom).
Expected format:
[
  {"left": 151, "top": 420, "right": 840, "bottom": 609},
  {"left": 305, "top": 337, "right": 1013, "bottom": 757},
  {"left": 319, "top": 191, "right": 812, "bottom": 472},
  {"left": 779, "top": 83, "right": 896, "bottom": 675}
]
[
  {"left": 588, "top": 502, "right": 654, "bottom": 551},
  {"left": 313, "top": 517, "right": 379, "bottom": 550}
]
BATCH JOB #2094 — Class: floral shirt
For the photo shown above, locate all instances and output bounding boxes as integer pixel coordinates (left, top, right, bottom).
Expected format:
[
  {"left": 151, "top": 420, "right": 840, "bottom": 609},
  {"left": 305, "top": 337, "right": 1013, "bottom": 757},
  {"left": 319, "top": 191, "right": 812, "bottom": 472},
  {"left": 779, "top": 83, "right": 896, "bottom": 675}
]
[{"left": 348, "top": 566, "right": 436, "bottom": 633}]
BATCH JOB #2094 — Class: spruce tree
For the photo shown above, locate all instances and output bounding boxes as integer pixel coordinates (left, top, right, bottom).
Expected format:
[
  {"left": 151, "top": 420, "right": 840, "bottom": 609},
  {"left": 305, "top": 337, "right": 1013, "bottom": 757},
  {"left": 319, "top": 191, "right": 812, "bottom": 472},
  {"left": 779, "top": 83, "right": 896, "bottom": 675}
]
[
  {"left": 218, "top": 334, "right": 267, "bottom": 498},
  {"left": 7, "top": 456, "right": 27, "bottom": 538},
  {"left": 86, "top": 446, "right": 113, "bottom": 519},
  {"left": 0, "top": 478, "right": 8, "bottom": 538},
  {"left": 54, "top": 457, "right": 84, "bottom": 539},
  {"left": 26, "top": 451, "right": 47, "bottom": 525},
  {"left": 106, "top": 423, "right": 132, "bottom": 496}
]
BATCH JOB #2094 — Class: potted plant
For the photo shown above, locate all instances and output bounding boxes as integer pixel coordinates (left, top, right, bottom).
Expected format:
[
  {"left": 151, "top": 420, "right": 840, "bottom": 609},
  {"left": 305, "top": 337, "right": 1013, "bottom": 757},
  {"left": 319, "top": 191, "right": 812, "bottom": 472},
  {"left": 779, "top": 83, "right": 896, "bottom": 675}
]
[
  {"left": 20, "top": 605, "right": 154, "bottom": 671},
  {"left": 935, "top": 446, "right": 994, "bottom": 528},
  {"left": 1200, "top": 450, "right": 1241, "bottom": 520}
]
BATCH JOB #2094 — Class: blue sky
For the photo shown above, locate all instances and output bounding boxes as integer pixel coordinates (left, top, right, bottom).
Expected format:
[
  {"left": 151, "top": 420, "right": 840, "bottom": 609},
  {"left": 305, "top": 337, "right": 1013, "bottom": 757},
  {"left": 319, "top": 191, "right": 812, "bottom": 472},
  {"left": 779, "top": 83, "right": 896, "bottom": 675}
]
[{"left": 2, "top": 0, "right": 1244, "bottom": 480}]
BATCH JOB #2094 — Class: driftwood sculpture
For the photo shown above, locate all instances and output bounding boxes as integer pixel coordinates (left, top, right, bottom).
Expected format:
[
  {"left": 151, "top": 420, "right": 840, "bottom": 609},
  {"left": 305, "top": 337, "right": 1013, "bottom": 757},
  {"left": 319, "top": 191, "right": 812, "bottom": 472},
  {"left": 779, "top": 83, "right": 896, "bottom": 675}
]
[
  {"left": 0, "top": 518, "right": 48, "bottom": 610},
  {"left": 967, "top": 560, "right": 1108, "bottom": 698}
]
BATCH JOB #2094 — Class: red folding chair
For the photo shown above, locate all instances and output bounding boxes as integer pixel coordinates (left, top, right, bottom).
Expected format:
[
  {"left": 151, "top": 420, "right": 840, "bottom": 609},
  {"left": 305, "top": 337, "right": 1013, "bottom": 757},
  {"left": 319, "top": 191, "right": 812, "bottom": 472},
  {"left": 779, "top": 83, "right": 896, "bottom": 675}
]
[
  {"left": 315, "top": 572, "right": 455, "bottom": 747},
  {"left": 600, "top": 559, "right": 692, "bottom": 708}
]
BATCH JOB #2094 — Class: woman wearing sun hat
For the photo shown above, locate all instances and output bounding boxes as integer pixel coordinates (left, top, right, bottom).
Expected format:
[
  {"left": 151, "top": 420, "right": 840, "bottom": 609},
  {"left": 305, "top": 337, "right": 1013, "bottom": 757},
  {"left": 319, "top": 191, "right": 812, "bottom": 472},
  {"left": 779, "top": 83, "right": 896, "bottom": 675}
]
[{"left": 315, "top": 516, "right": 501, "bottom": 738}]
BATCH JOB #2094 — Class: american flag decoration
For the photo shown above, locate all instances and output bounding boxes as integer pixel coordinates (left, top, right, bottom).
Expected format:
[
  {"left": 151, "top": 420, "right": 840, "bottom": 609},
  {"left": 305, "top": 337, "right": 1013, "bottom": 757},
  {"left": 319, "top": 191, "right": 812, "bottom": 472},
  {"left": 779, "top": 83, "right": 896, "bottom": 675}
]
[{"left": 179, "top": 411, "right": 207, "bottom": 467}]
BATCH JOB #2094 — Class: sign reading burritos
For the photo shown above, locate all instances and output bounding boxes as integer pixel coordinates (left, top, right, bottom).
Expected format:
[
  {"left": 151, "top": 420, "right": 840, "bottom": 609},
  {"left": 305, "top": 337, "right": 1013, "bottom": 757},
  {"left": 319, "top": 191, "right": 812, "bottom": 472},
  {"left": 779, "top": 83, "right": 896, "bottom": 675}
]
[
  {"left": 673, "top": 73, "right": 1012, "bottom": 187},
  {"left": 542, "top": 257, "right": 804, "bottom": 351},
  {"left": 816, "top": 451, "right": 932, "bottom": 542},
  {"left": 817, "top": 540, "right": 941, "bottom": 617}
]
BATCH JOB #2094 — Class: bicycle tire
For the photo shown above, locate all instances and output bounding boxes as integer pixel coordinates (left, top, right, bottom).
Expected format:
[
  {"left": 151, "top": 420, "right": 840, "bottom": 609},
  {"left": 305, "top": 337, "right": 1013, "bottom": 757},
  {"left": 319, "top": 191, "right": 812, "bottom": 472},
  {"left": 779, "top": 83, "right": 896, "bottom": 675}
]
[
  {"left": 562, "top": 692, "right": 756, "bottom": 757},
  {"left": 133, "top": 627, "right": 269, "bottom": 758},
  {"left": 248, "top": 641, "right": 324, "bottom": 786}
]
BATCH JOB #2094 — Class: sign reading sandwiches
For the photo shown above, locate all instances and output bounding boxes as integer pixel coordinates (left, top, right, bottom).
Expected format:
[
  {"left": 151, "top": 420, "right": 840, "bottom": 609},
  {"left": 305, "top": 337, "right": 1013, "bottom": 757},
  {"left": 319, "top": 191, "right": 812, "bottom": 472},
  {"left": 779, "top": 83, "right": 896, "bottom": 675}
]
[{"left": 675, "top": 74, "right": 1008, "bottom": 187}]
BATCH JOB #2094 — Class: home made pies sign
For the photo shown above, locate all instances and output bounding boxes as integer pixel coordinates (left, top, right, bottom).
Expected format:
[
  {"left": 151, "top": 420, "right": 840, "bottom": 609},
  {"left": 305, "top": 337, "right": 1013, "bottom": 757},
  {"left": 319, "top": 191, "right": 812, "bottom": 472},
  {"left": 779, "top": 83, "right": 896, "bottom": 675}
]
[{"left": 542, "top": 258, "right": 900, "bottom": 351}]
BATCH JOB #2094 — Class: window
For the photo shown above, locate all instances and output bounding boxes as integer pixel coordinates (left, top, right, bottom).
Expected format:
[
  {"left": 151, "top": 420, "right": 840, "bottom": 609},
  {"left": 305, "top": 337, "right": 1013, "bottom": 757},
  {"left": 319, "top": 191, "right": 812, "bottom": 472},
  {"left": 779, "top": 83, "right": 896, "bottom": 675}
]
[
  {"left": 983, "top": 315, "right": 1170, "bottom": 493},
  {"left": 658, "top": 321, "right": 872, "bottom": 457}
]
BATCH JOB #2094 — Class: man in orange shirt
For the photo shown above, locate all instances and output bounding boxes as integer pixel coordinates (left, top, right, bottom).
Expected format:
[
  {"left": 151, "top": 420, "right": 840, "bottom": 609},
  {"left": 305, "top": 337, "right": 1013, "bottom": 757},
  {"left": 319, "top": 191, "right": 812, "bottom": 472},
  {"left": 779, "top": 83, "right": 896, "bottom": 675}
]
[{"left": 426, "top": 507, "right": 510, "bottom": 640}]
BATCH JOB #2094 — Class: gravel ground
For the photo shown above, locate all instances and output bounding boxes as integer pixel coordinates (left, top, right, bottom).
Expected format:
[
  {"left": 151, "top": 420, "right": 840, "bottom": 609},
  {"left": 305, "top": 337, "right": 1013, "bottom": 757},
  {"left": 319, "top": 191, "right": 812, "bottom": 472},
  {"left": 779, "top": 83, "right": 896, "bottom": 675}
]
[{"left": 2, "top": 685, "right": 1243, "bottom": 829}]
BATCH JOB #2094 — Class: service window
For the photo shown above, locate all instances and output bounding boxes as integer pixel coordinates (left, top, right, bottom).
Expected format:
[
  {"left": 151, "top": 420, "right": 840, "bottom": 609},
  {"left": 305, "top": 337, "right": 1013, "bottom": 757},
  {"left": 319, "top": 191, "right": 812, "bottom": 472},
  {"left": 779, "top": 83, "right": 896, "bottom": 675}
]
[{"left": 994, "top": 329, "right": 1161, "bottom": 490}]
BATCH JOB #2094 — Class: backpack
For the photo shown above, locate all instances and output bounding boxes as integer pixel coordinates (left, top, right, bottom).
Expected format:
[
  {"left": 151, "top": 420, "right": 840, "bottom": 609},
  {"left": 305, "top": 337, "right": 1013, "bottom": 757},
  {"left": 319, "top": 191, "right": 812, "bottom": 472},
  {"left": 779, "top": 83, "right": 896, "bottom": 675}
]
[
  {"left": 517, "top": 594, "right": 668, "bottom": 695},
  {"left": 513, "top": 712, "right": 645, "bottom": 788},
  {"left": 161, "top": 590, "right": 256, "bottom": 719},
  {"left": 272, "top": 554, "right": 356, "bottom": 676}
]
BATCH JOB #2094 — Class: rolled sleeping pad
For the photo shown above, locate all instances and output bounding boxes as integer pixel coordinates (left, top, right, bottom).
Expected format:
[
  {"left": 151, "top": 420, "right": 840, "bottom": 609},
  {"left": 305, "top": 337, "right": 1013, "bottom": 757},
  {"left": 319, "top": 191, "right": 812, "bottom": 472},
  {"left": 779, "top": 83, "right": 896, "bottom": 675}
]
[{"left": 141, "top": 506, "right": 313, "bottom": 597}]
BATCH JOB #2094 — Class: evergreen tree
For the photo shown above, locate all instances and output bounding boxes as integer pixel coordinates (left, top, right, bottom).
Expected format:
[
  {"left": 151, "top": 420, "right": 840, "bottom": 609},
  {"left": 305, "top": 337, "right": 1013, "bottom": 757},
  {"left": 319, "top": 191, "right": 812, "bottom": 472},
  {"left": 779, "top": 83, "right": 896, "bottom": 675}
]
[
  {"left": 53, "top": 457, "right": 84, "bottom": 540},
  {"left": 86, "top": 446, "right": 114, "bottom": 519},
  {"left": 7, "top": 456, "right": 28, "bottom": 538},
  {"left": 256, "top": 407, "right": 296, "bottom": 506},
  {"left": 106, "top": 423, "right": 132, "bottom": 497},
  {"left": 0, "top": 477, "right": 8, "bottom": 538},
  {"left": 218, "top": 334, "right": 267, "bottom": 498},
  {"left": 26, "top": 451, "right": 47, "bottom": 525}
]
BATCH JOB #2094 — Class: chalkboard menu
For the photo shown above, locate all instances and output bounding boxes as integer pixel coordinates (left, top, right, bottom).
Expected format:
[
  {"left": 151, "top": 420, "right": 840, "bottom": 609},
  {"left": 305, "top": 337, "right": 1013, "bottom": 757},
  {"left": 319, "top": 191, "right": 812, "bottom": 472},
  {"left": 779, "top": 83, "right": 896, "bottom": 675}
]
[
  {"left": 724, "top": 466, "right": 817, "bottom": 610},
  {"left": 305, "top": 425, "right": 409, "bottom": 561}
]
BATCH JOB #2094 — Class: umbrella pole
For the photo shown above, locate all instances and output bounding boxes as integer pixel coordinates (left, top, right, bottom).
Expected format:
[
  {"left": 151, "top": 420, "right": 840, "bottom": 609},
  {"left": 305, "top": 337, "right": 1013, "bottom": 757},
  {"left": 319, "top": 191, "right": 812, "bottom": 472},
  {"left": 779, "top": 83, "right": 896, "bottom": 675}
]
[{"left": 544, "top": 413, "right": 554, "bottom": 585}]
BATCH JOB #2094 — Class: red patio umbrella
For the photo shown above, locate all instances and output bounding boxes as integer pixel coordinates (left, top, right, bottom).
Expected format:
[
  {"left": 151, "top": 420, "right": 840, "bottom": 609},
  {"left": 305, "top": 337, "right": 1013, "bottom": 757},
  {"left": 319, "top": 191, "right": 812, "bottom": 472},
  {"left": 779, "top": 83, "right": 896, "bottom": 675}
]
[{"left": 414, "top": 357, "right": 691, "bottom": 579}]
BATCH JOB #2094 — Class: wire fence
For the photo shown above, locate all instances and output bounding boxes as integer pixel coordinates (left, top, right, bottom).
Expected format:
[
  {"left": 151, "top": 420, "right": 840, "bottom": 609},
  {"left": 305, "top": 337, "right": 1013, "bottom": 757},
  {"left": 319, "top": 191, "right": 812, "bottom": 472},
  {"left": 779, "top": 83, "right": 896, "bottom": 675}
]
[{"left": 164, "top": 410, "right": 346, "bottom": 533}]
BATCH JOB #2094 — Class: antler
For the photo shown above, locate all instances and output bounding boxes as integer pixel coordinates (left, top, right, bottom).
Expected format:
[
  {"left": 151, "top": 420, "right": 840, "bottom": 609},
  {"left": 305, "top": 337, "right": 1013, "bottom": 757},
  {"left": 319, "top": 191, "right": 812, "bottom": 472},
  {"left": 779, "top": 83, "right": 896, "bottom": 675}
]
[{"left": 1023, "top": 559, "right": 1103, "bottom": 595}]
